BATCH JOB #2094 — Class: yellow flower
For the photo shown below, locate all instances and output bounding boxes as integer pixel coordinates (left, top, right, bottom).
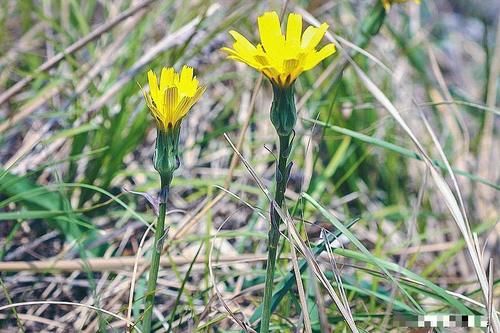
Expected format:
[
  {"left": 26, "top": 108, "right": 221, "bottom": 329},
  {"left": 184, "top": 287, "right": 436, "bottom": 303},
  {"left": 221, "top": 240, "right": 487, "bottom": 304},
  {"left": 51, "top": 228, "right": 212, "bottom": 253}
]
[
  {"left": 222, "top": 11, "right": 336, "bottom": 88},
  {"left": 142, "top": 66, "right": 205, "bottom": 131},
  {"left": 382, "top": 0, "right": 420, "bottom": 10}
]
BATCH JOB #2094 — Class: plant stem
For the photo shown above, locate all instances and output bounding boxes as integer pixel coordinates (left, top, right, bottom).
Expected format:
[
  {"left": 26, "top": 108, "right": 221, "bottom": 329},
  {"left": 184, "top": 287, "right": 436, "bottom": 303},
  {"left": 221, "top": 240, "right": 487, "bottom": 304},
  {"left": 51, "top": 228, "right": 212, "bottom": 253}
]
[
  {"left": 260, "top": 134, "right": 291, "bottom": 333},
  {"left": 142, "top": 175, "right": 170, "bottom": 333}
]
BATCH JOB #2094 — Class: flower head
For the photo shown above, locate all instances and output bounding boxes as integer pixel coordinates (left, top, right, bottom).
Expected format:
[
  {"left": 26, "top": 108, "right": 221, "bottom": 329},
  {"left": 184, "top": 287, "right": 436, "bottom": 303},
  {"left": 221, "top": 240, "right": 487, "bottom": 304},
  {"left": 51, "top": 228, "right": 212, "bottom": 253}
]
[
  {"left": 143, "top": 65, "right": 205, "bottom": 131},
  {"left": 222, "top": 11, "right": 336, "bottom": 88},
  {"left": 382, "top": 0, "right": 420, "bottom": 10}
]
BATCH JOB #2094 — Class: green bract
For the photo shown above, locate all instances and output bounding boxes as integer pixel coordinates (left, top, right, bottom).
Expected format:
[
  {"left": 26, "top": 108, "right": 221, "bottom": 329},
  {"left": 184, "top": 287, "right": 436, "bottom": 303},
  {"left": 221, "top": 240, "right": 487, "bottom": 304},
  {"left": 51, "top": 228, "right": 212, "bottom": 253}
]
[
  {"left": 154, "top": 125, "right": 181, "bottom": 191},
  {"left": 270, "top": 84, "right": 297, "bottom": 137}
]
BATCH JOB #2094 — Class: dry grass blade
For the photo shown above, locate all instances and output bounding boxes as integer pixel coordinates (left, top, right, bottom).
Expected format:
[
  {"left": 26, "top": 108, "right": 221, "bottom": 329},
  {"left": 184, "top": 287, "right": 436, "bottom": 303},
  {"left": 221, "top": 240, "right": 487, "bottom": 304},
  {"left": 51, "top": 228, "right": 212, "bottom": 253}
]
[
  {"left": 287, "top": 222, "right": 312, "bottom": 333},
  {"left": 416, "top": 100, "right": 500, "bottom": 116},
  {"left": 0, "top": 301, "right": 142, "bottom": 332},
  {"left": 323, "top": 230, "right": 350, "bottom": 312},
  {"left": 282, "top": 210, "right": 359, "bottom": 333},
  {"left": 213, "top": 185, "right": 267, "bottom": 220},
  {"left": 0, "top": 0, "right": 157, "bottom": 107},
  {"left": 208, "top": 207, "right": 255, "bottom": 332},
  {"left": 0, "top": 254, "right": 273, "bottom": 272},
  {"left": 487, "top": 259, "right": 495, "bottom": 333}
]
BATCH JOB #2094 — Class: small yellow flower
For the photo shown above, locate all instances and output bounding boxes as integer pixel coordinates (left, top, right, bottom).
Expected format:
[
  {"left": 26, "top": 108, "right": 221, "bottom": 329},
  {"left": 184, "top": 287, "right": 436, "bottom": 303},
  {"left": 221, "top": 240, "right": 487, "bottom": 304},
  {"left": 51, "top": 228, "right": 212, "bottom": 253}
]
[
  {"left": 142, "top": 66, "right": 205, "bottom": 131},
  {"left": 382, "top": 0, "right": 420, "bottom": 10},
  {"left": 222, "top": 11, "right": 336, "bottom": 88}
]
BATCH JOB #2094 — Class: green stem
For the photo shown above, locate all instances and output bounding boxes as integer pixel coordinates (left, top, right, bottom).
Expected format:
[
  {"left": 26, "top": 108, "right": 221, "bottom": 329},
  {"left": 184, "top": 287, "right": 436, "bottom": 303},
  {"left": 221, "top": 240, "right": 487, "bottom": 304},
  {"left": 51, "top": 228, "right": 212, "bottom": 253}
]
[
  {"left": 142, "top": 174, "right": 171, "bottom": 333},
  {"left": 260, "top": 134, "right": 291, "bottom": 333}
]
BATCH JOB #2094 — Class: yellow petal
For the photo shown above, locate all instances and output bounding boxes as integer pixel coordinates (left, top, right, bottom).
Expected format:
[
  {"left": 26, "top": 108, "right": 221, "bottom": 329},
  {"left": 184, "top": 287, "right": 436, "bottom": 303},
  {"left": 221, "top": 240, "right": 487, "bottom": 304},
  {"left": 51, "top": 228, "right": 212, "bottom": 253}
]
[
  {"left": 258, "top": 11, "right": 283, "bottom": 55},
  {"left": 147, "top": 70, "right": 160, "bottom": 106},
  {"left": 301, "top": 23, "right": 329, "bottom": 51},
  {"left": 303, "top": 43, "right": 336, "bottom": 70},
  {"left": 180, "top": 66, "right": 193, "bottom": 83},
  {"left": 192, "top": 85, "right": 206, "bottom": 104},
  {"left": 283, "top": 58, "right": 299, "bottom": 73},
  {"left": 190, "top": 77, "right": 199, "bottom": 96},
  {"left": 301, "top": 26, "right": 316, "bottom": 48},
  {"left": 139, "top": 81, "right": 161, "bottom": 123},
  {"left": 286, "top": 13, "right": 302, "bottom": 45},
  {"left": 164, "top": 86, "right": 179, "bottom": 126},
  {"left": 160, "top": 67, "right": 176, "bottom": 92},
  {"left": 255, "top": 54, "right": 270, "bottom": 66},
  {"left": 260, "top": 66, "right": 281, "bottom": 82},
  {"left": 227, "top": 55, "right": 262, "bottom": 70},
  {"left": 221, "top": 47, "right": 241, "bottom": 58},
  {"left": 221, "top": 47, "right": 258, "bottom": 68},
  {"left": 179, "top": 66, "right": 196, "bottom": 97},
  {"left": 175, "top": 97, "right": 191, "bottom": 121},
  {"left": 229, "top": 30, "right": 257, "bottom": 56},
  {"left": 179, "top": 85, "right": 205, "bottom": 119}
]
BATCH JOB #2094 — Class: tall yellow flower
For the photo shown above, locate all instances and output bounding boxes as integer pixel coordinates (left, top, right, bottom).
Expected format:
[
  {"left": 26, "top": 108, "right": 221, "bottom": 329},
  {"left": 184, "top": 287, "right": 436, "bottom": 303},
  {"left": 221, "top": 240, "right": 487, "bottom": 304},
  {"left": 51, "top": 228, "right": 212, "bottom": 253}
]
[
  {"left": 140, "top": 65, "right": 204, "bottom": 333},
  {"left": 382, "top": 0, "right": 420, "bottom": 10},
  {"left": 143, "top": 65, "right": 205, "bottom": 131},
  {"left": 222, "top": 11, "right": 336, "bottom": 88}
]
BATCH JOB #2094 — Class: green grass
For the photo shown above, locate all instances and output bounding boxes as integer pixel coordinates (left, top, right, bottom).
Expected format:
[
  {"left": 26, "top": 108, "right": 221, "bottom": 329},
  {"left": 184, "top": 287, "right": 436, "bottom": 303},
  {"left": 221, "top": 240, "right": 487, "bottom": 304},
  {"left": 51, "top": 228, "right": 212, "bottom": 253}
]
[{"left": 1, "top": 0, "right": 499, "bottom": 332}]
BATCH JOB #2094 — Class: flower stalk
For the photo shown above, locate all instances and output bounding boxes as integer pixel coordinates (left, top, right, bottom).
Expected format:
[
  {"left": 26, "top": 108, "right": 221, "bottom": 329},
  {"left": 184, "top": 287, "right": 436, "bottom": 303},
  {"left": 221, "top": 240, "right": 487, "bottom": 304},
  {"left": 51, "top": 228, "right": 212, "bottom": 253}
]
[
  {"left": 222, "top": 11, "right": 336, "bottom": 332},
  {"left": 140, "top": 66, "right": 204, "bottom": 332},
  {"left": 142, "top": 127, "right": 179, "bottom": 332},
  {"left": 142, "top": 173, "right": 171, "bottom": 333},
  {"left": 261, "top": 134, "right": 293, "bottom": 333},
  {"left": 260, "top": 84, "right": 295, "bottom": 333}
]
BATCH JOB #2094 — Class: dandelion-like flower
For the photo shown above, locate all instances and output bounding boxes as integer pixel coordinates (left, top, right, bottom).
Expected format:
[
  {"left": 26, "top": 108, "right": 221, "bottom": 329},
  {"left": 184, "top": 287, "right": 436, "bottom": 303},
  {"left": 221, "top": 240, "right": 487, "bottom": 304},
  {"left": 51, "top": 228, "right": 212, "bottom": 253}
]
[
  {"left": 222, "top": 12, "right": 337, "bottom": 332},
  {"left": 143, "top": 66, "right": 205, "bottom": 131},
  {"left": 382, "top": 0, "right": 420, "bottom": 10},
  {"left": 142, "top": 65, "right": 204, "bottom": 180},
  {"left": 140, "top": 65, "right": 204, "bottom": 333},
  {"left": 222, "top": 11, "right": 336, "bottom": 88}
]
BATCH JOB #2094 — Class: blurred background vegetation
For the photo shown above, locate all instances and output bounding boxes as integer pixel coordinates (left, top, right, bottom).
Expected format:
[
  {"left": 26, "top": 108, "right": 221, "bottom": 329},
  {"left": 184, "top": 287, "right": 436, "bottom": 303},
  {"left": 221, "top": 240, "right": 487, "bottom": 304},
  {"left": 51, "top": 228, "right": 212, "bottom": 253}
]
[{"left": 0, "top": 0, "right": 498, "bottom": 332}]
